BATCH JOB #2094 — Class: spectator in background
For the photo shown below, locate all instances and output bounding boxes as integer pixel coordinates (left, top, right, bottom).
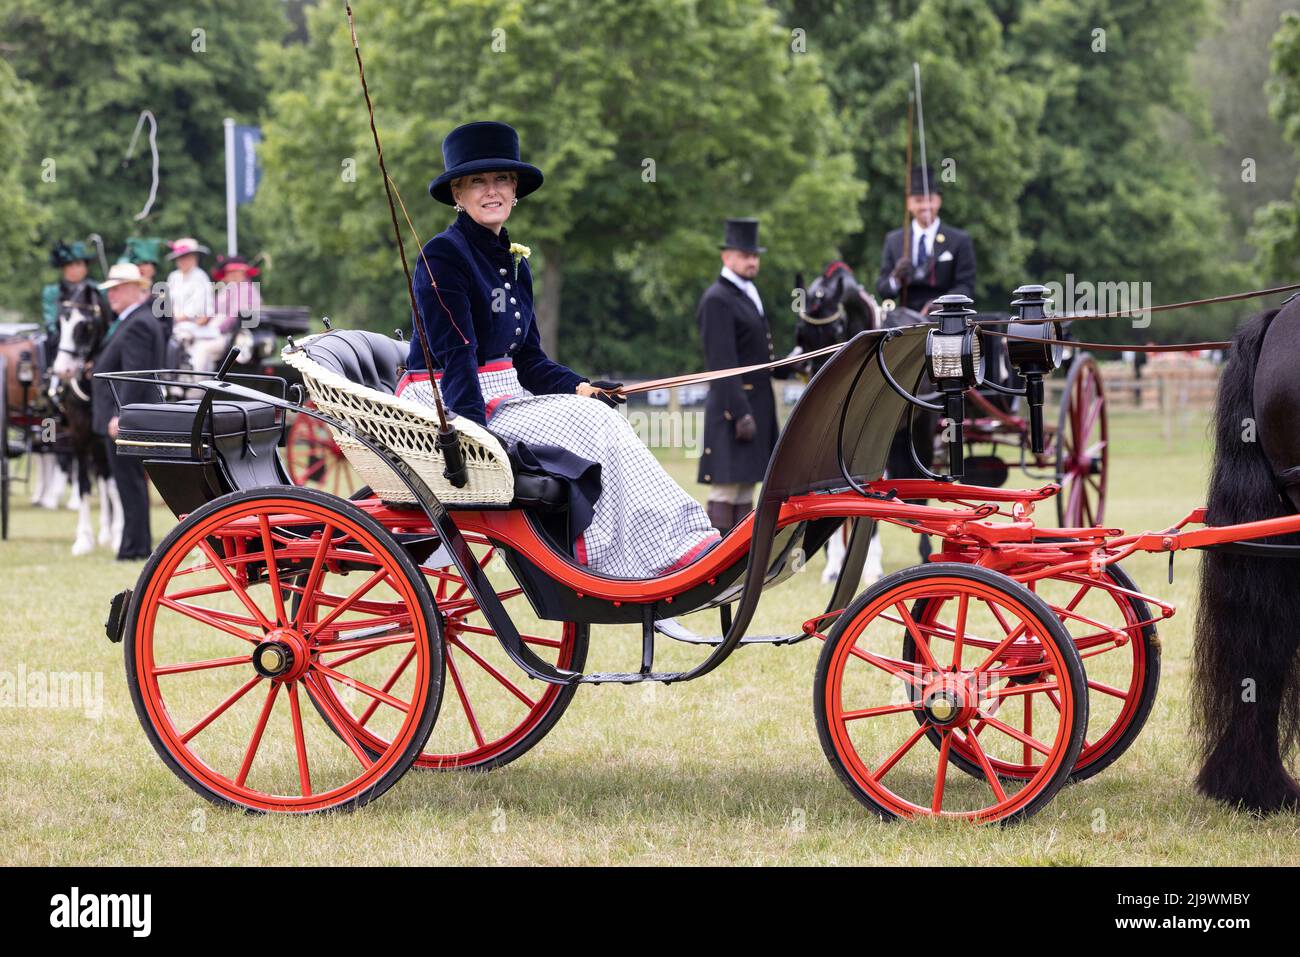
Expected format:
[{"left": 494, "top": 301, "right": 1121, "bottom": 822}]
[
  {"left": 212, "top": 254, "right": 263, "bottom": 339},
  {"left": 92, "top": 263, "right": 165, "bottom": 560},
  {"left": 165, "top": 237, "right": 219, "bottom": 370}
]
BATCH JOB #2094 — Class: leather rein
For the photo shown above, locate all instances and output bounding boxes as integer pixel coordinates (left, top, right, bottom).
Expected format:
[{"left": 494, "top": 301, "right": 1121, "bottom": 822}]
[{"left": 614, "top": 281, "right": 1300, "bottom": 397}]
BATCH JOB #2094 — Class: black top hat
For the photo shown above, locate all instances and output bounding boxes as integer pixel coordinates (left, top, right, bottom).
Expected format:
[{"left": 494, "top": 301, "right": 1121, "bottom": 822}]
[
  {"left": 428, "top": 121, "right": 545, "bottom": 206},
  {"left": 908, "top": 165, "right": 940, "bottom": 196},
  {"left": 719, "top": 218, "right": 765, "bottom": 254}
]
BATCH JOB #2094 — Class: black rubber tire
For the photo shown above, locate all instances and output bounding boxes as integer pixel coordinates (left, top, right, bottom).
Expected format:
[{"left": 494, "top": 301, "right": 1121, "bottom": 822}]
[
  {"left": 123, "top": 485, "right": 444, "bottom": 814},
  {"left": 814, "top": 562, "right": 1088, "bottom": 824}
]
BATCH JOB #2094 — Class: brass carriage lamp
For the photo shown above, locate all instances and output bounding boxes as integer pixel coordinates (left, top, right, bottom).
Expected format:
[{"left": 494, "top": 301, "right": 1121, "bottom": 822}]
[
  {"left": 925, "top": 294, "right": 983, "bottom": 478},
  {"left": 1005, "top": 284, "right": 1063, "bottom": 455}
]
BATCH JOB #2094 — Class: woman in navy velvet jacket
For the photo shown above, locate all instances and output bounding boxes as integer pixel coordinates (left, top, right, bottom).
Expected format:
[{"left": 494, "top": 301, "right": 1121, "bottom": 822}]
[{"left": 396, "top": 122, "right": 718, "bottom": 579}]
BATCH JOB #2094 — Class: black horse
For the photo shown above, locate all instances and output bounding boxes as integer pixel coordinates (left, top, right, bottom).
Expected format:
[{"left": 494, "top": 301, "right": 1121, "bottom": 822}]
[
  {"left": 1194, "top": 298, "right": 1300, "bottom": 813},
  {"left": 795, "top": 262, "right": 936, "bottom": 579}
]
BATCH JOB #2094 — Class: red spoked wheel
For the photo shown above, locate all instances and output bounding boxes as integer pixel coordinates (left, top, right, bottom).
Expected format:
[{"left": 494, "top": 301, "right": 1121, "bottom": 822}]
[
  {"left": 309, "top": 514, "right": 588, "bottom": 771},
  {"left": 1055, "top": 354, "right": 1108, "bottom": 527},
  {"left": 286, "top": 409, "right": 359, "bottom": 497},
  {"left": 124, "top": 487, "right": 443, "bottom": 813},
  {"left": 814, "top": 563, "right": 1087, "bottom": 823},
  {"left": 904, "top": 561, "right": 1160, "bottom": 782}
]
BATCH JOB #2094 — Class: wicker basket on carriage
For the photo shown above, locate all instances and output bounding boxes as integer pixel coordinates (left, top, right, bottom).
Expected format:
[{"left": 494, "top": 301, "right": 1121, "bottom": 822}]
[{"left": 281, "top": 332, "right": 515, "bottom": 506}]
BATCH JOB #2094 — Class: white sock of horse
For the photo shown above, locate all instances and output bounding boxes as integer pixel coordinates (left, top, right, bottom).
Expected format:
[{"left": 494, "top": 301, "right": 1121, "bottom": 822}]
[
  {"left": 39, "top": 459, "right": 67, "bottom": 510},
  {"left": 72, "top": 496, "right": 94, "bottom": 555},
  {"left": 30, "top": 453, "right": 51, "bottom": 505}
]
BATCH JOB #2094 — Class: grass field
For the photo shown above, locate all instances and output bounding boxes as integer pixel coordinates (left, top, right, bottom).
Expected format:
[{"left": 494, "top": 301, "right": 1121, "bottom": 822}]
[{"left": 3, "top": 405, "right": 1299, "bottom": 865}]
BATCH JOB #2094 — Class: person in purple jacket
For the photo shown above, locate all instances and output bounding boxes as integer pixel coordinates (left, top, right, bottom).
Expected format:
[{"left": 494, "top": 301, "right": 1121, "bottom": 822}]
[{"left": 396, "top": 121, "right": 718, "bottom": 578}]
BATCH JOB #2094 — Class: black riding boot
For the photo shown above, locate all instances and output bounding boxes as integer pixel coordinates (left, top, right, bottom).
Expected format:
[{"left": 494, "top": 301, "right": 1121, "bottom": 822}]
[{"left": 707, "top": 500, "right": 736, "bottom": 535}]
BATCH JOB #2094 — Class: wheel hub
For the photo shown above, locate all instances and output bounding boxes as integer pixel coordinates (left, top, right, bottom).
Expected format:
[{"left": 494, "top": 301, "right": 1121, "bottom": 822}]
[
  {"left": 252, "top": 629, "right": 311, "bottom": 681},
  {"left": 920, "top": 674, "right": 977, "bottom": 727}
]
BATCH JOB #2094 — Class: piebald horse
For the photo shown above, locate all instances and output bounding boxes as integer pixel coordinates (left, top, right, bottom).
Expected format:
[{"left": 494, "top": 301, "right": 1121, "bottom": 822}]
[{"left": 50, "top": 303, "right": 122, "bottom": 555}]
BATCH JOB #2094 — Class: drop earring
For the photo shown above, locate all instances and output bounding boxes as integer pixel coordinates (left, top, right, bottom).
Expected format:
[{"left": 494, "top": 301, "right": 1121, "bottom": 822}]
[
  {"left": 511, "top": 198, "right": 518, "bottom": 207},
  {"left": 454, "top": 203, "right": 464, "bottom": 213}
]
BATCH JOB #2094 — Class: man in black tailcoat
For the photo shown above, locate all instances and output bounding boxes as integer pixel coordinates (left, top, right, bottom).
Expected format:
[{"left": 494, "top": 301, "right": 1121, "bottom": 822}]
[
  {"left": 92, "top": 263, "right": 166, "bottom": 560},
  {"left": 876, "top": 166, "right": 976, "bottom": 314},
  {"left": 696, "top": 218, "right": 780, "bottom": 534}
]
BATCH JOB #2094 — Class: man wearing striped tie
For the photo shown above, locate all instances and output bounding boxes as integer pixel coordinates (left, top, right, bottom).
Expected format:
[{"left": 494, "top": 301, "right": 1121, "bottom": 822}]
[{"left": 875, "top": 165, "right": 976, "bottom": 315}]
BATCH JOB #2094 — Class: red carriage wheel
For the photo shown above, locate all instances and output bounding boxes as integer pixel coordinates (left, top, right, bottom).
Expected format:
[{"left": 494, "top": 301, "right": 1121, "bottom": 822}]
[
  {"left": 903, "top": 561, "right": 1159, "bottom": 782},
  {"left": 814, "top": 564, "right": 1087, "bottom": 823},
  {"left": 123, "top": 487, "right": 443, "bottom": 813},
  {"left": 286, "top": 409, "right": 360, "bottom": 497},
  {"left": 1055, "top": 354, "right": 1108, "bottom": 527},
  {"left": 309, "top": 526, "right": 587, "bottom": 770}
]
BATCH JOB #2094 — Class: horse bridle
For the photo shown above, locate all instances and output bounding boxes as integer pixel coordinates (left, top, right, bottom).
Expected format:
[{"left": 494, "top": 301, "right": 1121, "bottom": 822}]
[{"left": 798, "top": 303, "right": 847, "bottom": 326}]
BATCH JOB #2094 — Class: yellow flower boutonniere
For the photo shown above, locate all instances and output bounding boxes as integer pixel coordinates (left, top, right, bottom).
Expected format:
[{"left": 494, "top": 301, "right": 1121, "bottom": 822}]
[{"left": 508, "top": 242, "right": 530, "bottom": 281}]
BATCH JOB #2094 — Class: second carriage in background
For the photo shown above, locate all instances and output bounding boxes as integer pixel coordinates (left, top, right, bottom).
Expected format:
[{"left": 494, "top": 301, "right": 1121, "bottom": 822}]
[{"left": 795, "top": 262, "right": 1108, "bottom": 529}]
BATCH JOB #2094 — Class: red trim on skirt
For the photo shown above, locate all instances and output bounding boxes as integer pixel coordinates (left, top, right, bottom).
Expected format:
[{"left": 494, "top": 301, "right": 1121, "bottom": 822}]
[
  {"left": 662, "top": 532, "right": 722, "bottom": 573},
  {"left": 395, "top": 359, "right": 514, "bottom": 397}
]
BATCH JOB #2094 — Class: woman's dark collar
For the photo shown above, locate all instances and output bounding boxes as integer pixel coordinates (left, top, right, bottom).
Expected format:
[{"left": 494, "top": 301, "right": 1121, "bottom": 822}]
[{"left": 454, "top": 209, "right": 510, "bottom": 252}]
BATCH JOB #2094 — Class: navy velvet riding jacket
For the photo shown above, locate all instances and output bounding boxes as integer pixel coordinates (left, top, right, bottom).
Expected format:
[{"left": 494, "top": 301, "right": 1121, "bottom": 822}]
[{"left": 406, "top": 210, "right": 586, "bottom": 425}]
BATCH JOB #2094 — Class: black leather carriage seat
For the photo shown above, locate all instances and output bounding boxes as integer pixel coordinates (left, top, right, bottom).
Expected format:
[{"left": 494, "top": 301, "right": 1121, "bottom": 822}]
[
  {"left": 298, "top": 330, "right": 567, "bottom": 510},
  {"left": 298, "top": 330, "right": 406, "bottom": 395}
]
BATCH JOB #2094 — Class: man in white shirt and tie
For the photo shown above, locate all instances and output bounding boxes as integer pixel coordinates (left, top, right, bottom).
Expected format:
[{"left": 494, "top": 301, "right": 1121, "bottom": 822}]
[
  {"left": 876, "top": 166, "right": 976, "bottom": 315},
  {"left": 696, "top": 218, "right": 782, "bottom": 534}
]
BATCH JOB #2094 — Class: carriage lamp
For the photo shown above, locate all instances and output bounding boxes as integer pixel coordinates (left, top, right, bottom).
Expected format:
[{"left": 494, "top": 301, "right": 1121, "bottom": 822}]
[
  {"left": 17, "top": 350, "right": 34, "bottom": 386},
  {"left": 1005, "top": 284, "right": 1064, "bottom": 455},
  {"left": 925, "top": 294, "right": 983, "bottom": 478}
]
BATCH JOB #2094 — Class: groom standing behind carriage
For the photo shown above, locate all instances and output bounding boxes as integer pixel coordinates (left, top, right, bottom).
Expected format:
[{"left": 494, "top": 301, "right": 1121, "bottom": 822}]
[
  {"left": 696, "top": 218, "right": 781, "bottom": 535},
  {"left": 876, "top": 166, "right": 976, "bottom": 314}
]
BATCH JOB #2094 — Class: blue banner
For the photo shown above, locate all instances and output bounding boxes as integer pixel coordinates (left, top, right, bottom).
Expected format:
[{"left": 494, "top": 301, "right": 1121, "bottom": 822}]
[{"left": 233, "top": 125, "right": 262, "bottom": 205}]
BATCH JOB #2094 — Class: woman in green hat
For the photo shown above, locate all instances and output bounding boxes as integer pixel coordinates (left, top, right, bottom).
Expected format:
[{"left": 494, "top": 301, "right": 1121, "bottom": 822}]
[{"left": 120, "top": 237, "right": 166, "bottom": 285}]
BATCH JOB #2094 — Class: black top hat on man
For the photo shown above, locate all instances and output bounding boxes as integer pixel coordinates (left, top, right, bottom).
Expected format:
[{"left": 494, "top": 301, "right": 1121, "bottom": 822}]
[
  {"left": 719, "top": 218, "right": 766, "bottom": 254},
  {"left": 428, "top": 121, "right": 545, "bottom": 206},
  {"left": 908, "top": 165, "right": 940, "bottom": 196}
]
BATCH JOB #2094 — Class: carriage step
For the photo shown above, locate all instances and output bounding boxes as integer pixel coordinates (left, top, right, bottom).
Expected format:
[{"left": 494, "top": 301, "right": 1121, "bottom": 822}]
[
  {"left": 579, "top": 672, "right": 685, "bottom": 685},
  {"left": 652, "top": 617, "right": 807, "bottom": 647}
]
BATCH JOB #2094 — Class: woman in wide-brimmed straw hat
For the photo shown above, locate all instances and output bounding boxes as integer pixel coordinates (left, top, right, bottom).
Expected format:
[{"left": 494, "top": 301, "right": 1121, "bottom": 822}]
[
  {"left": 165, "top": 236, "right": 220, "bottom": 369},
  {"left": 397, "top": 120, "right": 718, "bottom": 578}
]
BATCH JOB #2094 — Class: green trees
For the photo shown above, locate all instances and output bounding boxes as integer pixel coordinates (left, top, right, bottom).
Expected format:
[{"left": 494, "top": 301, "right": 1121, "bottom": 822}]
[
  {"left": 1, "top": 0, "right": 1291, "bottom": 356},
  {"left": 1251, "top": 12, "right": 1300, "bottom": 285},
  {"left": 0, "top": 60, "right": 47, "bottom": 315},
  {"left": 778, "top": 0, "right": 1045, "bottom": 306},
  {"left": 1008, "top": 0, "right": 1241, "bottom": 340},
  {"left": 254, "top": 0, "right": 862, "bottom": 370},
  {"left": 0, "top": 0, "right": 286, "bottom": 311}
]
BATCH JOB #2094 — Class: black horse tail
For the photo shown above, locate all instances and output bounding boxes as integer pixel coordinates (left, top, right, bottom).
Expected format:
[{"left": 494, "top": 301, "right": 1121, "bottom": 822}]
[{"left": 1193, "top": 306, "right": 1300, "bottom": 813}]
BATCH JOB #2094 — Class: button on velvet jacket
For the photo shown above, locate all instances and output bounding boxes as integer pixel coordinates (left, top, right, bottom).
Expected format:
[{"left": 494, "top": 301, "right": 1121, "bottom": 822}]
[{"left": 406, "top": 210, "right": 585, "bottom": 425}]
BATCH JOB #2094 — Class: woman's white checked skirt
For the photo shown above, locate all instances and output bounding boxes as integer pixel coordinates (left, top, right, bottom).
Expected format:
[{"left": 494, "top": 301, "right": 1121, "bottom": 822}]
[{"left": 398, "top": 365, "right": 718, "bottom": 579}]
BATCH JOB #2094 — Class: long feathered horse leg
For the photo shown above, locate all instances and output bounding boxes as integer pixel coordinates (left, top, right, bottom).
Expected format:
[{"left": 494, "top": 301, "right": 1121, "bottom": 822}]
[{"left": 1194, "top": 304, "right": 1300, "bottom": 813}]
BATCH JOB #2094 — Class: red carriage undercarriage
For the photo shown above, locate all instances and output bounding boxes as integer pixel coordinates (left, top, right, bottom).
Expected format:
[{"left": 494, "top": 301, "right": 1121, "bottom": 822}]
[{"left": 97, "top": 306, "right": 1289, "bottom": 823}]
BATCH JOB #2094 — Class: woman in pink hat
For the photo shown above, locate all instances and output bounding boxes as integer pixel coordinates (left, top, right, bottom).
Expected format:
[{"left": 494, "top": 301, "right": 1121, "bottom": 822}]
[
  {"left": 212, "top": 255, "right": 262, "bottom": 337},
  {"left": 165, "top": 237, "right": 219, "bottom": 370}
]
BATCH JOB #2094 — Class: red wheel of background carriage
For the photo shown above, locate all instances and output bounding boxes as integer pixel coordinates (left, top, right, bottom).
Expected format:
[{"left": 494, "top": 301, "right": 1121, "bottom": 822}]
[
  {"left": 1055, "top": 354, "right": 1108, "bottom": 527},
  {"left": 123, "top": 487, "right": 443, "bottom": 813},
  {"left": 902, "top": 561, "right": 1160, "bottom": 782},
  {"left": 307, "top": 491, "right": 588, "bottom": 770},
  {"left": 286, "top": 408, "right": 360, "bottom": 497},
  {"left": 814, "top": 564, "right": 1087, "bottom": 823}
]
